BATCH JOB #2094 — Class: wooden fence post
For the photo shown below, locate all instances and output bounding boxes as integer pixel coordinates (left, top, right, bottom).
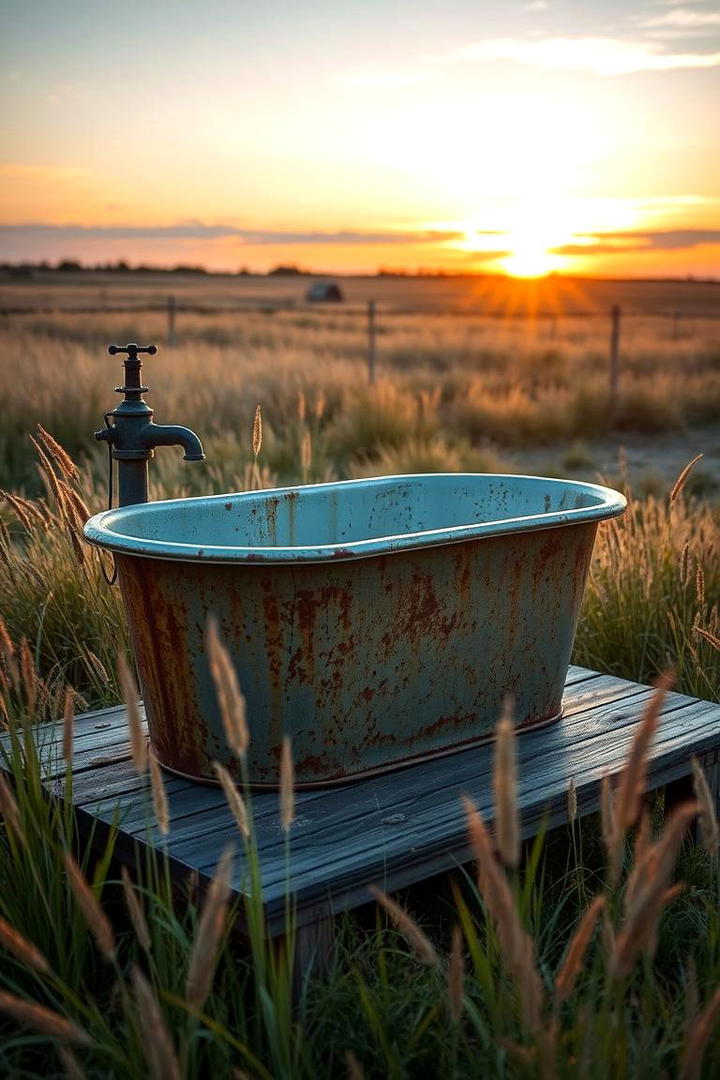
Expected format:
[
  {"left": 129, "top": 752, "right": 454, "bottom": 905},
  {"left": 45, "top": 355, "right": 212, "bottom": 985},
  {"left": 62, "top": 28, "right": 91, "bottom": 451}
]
[
  {"left": 609, "top": 304, "right": 621, "bottom": 414},
  {"left": 367, "top": 299, "right": 377, "bottom": 385},
  {"left": 167, "top": 295, "right": 177, "bottom": 347}
]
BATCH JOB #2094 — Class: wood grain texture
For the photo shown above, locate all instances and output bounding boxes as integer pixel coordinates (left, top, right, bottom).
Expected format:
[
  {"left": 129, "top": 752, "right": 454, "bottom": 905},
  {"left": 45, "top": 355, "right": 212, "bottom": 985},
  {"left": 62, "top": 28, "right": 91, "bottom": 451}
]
[{"left": 2, "top": 666, "right": 719, "bottom": 937}]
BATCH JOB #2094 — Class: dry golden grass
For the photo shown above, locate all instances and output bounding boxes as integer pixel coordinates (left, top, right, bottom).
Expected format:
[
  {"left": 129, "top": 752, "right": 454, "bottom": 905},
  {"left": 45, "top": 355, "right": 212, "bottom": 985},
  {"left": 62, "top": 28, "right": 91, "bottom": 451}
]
[{"left": 1, "top": 283, "right": 719, "bottom": 496}]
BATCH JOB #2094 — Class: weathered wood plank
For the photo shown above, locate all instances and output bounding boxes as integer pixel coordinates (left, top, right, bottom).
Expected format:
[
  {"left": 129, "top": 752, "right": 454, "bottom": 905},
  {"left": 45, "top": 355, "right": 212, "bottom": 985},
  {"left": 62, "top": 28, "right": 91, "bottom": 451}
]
[
  {"left": 155, "top": 681, "right": 671, "bottom": 866},
  {"left": 254, "top": 699, "right": 720, "bottom": 927},
  {"left": 2, "top": 666, "right": 719, "bottom": 940}
]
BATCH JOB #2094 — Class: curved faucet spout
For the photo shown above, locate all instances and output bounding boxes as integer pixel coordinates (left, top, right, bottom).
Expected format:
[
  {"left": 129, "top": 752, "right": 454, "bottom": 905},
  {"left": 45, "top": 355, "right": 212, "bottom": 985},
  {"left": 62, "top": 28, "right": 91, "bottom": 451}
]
[{"left": 142, "top": 423, "right": 206, "bottom": 461}]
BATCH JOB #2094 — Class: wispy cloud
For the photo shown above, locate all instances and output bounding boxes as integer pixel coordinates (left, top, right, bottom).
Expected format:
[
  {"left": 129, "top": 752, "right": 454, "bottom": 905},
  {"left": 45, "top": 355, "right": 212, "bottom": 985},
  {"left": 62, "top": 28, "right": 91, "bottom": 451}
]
[
  {"left": 429, "top": 36, "right": 720, "bottom": 75},
  {"left": 553, "top": 228, "right": 720, "bottom": 255},
  {"left": 638, "top": 8, "right": 720, "bottom": 34},
  {"left": 0, "top": 222, "right": 463, "bottom": 247}
]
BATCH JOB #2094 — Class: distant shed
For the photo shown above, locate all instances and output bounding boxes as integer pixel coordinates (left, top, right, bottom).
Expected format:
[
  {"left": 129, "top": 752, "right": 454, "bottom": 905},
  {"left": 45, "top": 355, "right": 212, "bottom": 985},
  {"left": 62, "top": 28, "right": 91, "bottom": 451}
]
[{"left": 306, "top": 281, "right": 344, "bottom": 303}]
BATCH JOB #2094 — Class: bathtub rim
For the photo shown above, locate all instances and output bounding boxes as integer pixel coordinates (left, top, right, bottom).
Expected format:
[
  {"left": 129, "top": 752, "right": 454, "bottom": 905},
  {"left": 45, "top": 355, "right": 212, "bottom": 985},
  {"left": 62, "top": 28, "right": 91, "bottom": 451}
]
[{"left": 83, "top": 472, "right": 627, "bottom": 565}]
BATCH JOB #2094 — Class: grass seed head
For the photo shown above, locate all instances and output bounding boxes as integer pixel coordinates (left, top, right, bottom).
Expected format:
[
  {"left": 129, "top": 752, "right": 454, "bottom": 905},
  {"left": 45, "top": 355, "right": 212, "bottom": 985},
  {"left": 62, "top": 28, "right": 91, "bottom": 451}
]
[
  {"left": 63, "top": 485, "right": 91, "bottom": 525},
  {"left": 84, "top": 649, "right": 109, "bottom": 686},
  {"left": 493, "top": 696, "right": 519, "bottom": 868},
  {"left": 118, "top": 652, "right": 146, "bottom": 774},
  {"left": 121, "top": 866, "right": 152, "bottom": 954},
  {"left": 131, "top": 966, "right": 181, "bottom": 1080},
  {"left": 252, "top": 404, "right": 262, "bottom": 458},
  {"left": 57, "top": 1045, "right": 86, "bottom": 1080},
  {"left": 345, "top": 1050, "right": 366, "bottom": 1080},
  {"left": 35, "top": 425, "right": 80, "bottom": 481},
  {"left": 694, "top": 626, "right": 720, "bottom": 651},
  {"left": 447, "top": 923, "right": 464, "bottom": 1023},
  {"left": 691, "top": 757, "right": 718, "bottom": 857},
  {"left": 633, "top": 809, "right": 652, "bottom": 868},
  {"left": 212, "top": 761, "right": 251, "bottom": 839},
  {"left": 0, "top": 991, "right": 91, "bottom": 1046},
  {"left": 611, "top": 801, "right": 696, "bottom": 977},
  {"left": 19, "top": 637, "right": 37, "bottom": 715},
  {"left": 301, "top": 429, "right": 312, "bottom": 475},
  {"left": 567, "top": 778, "right": 578, "bottom": 824},
  {"left": 679, "top": 985, "right": 720, "bottom": 1080},
  {"left": 0, "top": 915, "right": 50, "bottom": 975},
  {"left": 1, "top": 491, "right": 34, "bottom": 532},
  {"left": 369, "top": 885, "right": 441, "bottom": 969},
  {"left": 149, "top": 753, "right": 170, "bottom": 835},
  {"left": 0, "top": 617, "right": 16, "bottom": 670},
  {"left": 62, "top": 687, "right": 75, "bottom": 764},
  {"left": 554, "top": 896, "right": 605, "bottom": 1004},
  {"left": 696, "top": 565, "right": 705, "bottom": 609},
  {"left": 63, "top": 851, "right": 116, "bottom": 961},
  {"left": 670, "top": 453, "right": 703, "bottom": 504},
  {"left": 280, "top": 734, "right": 295, "bottom": 832},
  {"left": 614, "top": 674, "right": 672, "bottom": 842},
  {"left": 0, "top": 774, "right": 24, "bottom": 843},
  {"left": 462, "top": 795, "right": 544, "bottom": 1035},
  {"left": 205, "top": 616, "right": 249, "bottom": 758},
  {"left": 185, "top": 846, "right": 234, "bottom": 1011}
]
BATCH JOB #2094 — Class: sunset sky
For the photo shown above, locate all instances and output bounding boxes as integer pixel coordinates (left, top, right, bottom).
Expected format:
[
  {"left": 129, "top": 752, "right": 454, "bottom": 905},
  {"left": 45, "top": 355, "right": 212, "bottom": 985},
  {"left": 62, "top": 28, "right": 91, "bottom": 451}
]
[{"left": 1, "top": 0, "right": 719, "bottom": 278}]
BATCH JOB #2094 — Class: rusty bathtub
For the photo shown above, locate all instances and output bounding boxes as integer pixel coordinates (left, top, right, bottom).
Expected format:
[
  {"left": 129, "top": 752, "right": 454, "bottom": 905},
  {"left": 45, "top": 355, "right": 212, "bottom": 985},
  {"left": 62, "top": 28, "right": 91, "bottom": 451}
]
[{"left": 84, "top": 474, "right": 626, "bottom": 786}]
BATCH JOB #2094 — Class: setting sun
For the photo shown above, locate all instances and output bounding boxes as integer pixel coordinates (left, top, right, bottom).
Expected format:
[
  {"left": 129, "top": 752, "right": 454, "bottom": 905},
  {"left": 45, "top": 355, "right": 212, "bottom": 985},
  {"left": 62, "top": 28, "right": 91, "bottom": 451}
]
[{"left": 502, "top": 242, "right": 564, "bottom": 279}]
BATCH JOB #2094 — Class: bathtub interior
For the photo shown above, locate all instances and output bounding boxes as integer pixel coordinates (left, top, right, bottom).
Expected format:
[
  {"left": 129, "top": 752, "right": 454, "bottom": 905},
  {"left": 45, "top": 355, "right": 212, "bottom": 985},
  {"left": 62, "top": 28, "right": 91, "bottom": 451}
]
[{"left": 90, "top": 474, "right": 620, "bottom": 552}]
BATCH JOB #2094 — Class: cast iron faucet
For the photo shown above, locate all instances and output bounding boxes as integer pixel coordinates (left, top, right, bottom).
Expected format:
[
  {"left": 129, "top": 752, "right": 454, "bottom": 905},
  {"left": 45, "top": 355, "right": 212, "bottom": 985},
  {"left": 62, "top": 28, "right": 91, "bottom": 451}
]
[{"left": 95, "top": 343, "right": 205, "bottom": 506}]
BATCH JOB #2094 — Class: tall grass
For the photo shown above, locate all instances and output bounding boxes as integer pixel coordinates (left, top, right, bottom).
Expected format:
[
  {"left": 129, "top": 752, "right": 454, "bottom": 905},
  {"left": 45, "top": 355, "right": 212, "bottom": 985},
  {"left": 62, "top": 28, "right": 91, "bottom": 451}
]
[
  {"left": 2, "top": 307, "right": 720, "bottom": 491},
  {"left": 1, "top": 611, "right": 720, "bottom": 1076},
  {"left": 575, "top": 460, "right": 720, "bottom": 701}
]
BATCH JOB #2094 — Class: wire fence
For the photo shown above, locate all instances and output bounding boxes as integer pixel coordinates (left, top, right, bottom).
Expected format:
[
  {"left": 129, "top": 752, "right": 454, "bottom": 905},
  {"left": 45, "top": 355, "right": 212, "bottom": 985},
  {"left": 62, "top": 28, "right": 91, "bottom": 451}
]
[{"left": 3, "top": 294, "right": 720, "bottom": 409}]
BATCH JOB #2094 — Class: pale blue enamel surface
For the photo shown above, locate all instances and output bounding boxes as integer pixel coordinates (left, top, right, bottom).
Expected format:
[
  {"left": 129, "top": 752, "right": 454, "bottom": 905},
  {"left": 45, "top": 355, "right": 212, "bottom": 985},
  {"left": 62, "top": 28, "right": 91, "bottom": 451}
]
[{"left": 84, "top": 473, "right": 626, "bottom": 564}]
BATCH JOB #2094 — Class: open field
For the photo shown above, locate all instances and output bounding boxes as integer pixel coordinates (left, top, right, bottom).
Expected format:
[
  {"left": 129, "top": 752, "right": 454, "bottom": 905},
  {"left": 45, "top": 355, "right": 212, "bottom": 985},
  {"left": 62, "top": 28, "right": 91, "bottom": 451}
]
[
  {"left": 3, "top": 269, "right": 720, "bottom": 315},
  {"left": 2, "top": 273, "right": 720, "bottom": 500}
]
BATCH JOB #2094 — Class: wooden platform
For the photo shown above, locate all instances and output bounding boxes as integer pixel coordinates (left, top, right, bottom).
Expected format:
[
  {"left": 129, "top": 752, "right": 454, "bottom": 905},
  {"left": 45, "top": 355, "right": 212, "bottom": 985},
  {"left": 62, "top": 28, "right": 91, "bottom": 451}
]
[{"left": 2, "top": 666, "right": 720, "bottom": 947}]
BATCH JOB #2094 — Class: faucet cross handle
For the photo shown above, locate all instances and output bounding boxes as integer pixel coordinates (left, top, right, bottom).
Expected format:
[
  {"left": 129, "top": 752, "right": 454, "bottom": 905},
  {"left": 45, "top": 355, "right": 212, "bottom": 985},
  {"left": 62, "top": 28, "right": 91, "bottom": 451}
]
[{"left": 108, "top": 343, "right": 157, "bottom": 358}]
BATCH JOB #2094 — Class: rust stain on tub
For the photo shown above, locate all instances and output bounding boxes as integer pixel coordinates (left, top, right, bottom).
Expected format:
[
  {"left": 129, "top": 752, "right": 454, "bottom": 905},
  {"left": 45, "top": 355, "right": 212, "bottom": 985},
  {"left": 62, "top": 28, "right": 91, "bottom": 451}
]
[{"left": 117, "top": 557, "right": 210, "bottom": 779}]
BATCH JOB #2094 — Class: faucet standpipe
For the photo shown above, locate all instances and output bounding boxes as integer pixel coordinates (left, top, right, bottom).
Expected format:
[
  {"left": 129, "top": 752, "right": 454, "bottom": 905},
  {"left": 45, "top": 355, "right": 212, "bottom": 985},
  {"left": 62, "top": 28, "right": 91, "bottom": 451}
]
[
  {"left": 95, "top": 343, "right": 205, "bottom": 507},
  {"left": 108, "top": 342, "right": 155, "bottom": 400}
]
